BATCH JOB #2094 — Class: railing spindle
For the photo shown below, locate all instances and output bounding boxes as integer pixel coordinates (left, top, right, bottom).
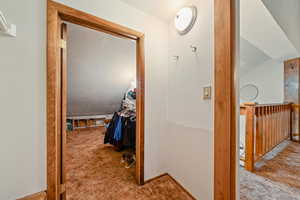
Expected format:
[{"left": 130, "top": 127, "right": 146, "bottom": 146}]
[{"left": 240, "top": 103, "right": 293, "bottom": 172}]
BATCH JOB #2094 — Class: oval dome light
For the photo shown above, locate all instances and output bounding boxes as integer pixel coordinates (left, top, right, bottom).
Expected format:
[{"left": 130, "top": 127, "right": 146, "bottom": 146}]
[{"left": 174, "top": 6, "right": 197, "bottom": 35}]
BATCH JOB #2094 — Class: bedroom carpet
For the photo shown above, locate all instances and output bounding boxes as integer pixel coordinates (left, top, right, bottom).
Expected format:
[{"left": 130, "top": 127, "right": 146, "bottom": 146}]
[
  {"left": 66, "top": 127, "right": 193, "bottom": 200},
  {"left": 240, "top": 140, "right": 300, "bottom": 200}
]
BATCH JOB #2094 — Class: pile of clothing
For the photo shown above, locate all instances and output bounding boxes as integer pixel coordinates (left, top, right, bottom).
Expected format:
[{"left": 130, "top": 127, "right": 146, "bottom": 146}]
[{"left": 104, "top": 88, "right": 136, "bottom": 150}]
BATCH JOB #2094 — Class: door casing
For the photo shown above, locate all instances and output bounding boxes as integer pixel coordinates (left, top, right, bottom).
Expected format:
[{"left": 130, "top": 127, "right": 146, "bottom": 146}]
[
  {"left": 47, "top": 1, "right": 145, "bottom": 199},
  {"left": 214, "top": 0, "right": 238, "bottom": 199},
  {"left": 47, "top": 0, "right": 238, "bottom": 199}
]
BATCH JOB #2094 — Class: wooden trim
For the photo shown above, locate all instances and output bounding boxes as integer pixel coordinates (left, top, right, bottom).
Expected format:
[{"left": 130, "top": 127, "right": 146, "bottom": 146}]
[
  {"left": 244, "top": 106, "right": 255, "bottom": 171},
  {"left": 144, "top": 173, "right": 169, "bottom": 184},
  {"left": 214, "top": 0, "right": 237, "bottom": 199},
  {"left": 241, "top": 103, "right": 293, "bottom": 170},
  {"left": 167, "top": 175, "right": 197, "bottom": 200},
  {"left": 47, "top": 1, "right": 60, "bottom": 199},
  {"left": 145, "top": 173, "right": 197, "bottom": 200},
  {"left": 17, "top": 192, "right": 47, "bottom": 200},
  {"left": 136, "top": 35, "right": 145, "bottom": 185},
  {"left": 60, "top": 22, "right": 67, "bottom": 200},
  {"left": 47, "top": 1, "right": 145, "bottom": 199},
  {"left": 48, "top": 0, "right": 142, "bottom": 40}
]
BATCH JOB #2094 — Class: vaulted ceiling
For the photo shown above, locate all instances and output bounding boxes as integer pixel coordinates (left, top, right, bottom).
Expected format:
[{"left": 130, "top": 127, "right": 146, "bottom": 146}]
[
  {"left": 240, "top": 0, "right": 299, "bottom": 74},
  {"left": 263, "top": 0, "right": 300, "bottom": 53}
]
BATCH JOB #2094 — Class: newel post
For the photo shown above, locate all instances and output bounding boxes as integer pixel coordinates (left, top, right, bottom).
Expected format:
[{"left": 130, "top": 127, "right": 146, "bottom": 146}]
[{"left": 244, "top": 103, "right": 256, "bottom": 172}]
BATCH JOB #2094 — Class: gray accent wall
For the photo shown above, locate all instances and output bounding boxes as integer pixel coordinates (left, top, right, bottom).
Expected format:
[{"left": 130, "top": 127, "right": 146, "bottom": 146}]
[{"left": 67, "top": 23, "right": 136, "bottom": 116}]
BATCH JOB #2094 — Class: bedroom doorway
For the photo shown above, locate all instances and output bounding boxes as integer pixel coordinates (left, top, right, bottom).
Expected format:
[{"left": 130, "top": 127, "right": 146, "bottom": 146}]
[{"left": 47, "top": 1, "right": 145, "bottom": 200}]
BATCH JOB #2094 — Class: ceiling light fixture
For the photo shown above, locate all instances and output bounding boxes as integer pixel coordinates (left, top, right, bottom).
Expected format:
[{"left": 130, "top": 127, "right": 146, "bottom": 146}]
[
  {"left": 0, "top": 11, "right": 16, "bottom": 37},
  {"left": 174, "top": 6, "right": 197, "bottom": 35}
]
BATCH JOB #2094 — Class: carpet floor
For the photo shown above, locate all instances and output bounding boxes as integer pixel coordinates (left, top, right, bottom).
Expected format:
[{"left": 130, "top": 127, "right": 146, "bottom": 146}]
[
  {"left": 240, "top": 140, "right": 300, "bottom": 200},
  {"left": 66, "top": 127, "right": 193, "bottom": 200},
  {"left": 66, "top": 127, "right": 300, "bottom": 200}
]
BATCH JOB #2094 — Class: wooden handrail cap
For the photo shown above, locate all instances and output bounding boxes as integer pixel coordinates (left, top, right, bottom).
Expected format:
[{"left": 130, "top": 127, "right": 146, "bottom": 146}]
[{"left": 242, "top": 102, "right": 257, "bottom": 106}]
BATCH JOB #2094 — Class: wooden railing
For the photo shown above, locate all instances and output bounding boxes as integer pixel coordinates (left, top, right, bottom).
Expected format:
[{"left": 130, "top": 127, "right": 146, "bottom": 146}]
[{"left": 240, "top": 103, "right": 293, "bottom": 171}]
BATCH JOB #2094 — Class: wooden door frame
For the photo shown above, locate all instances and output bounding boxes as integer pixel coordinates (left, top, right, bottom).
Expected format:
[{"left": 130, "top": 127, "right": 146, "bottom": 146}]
[
  {"left": 214, "top": 0, "right": 238, "bottom": 200},
  {"left": 47, "top": 1, "right": 145, "bottom": 199}
]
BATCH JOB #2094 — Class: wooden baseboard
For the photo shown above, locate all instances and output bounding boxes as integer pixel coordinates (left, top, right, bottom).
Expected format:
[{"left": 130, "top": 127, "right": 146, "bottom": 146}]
[
  {"left": 18, "top": 174, "right": 195, "bottom": 200},
  {"left": 145, "top": 173, "right": 197, "bottom": 200},
  {"left": 144, "top": 173, "right": 169, "bottom": 184},
  {"left": 17, "top": 191, "right": 47, "bottom": 200}
]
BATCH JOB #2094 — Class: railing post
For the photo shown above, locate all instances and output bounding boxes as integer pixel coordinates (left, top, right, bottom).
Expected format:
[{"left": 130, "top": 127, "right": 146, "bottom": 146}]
[
  {"left": 290, "top": 103, "right": 294, "bottom": 141},
  {"left": 244, "top": 103, "right": 256, "bottom": 172}
]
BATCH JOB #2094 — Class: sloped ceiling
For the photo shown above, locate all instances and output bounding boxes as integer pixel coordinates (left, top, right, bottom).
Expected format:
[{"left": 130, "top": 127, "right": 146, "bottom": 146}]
[
  {"left": 67, "top": 23, "right": 136, "bottom": 116},
  {"left": 240, "top": 0, "right": 299, "bottom": 73},
  {"left": 240, "top": 38, "right": 271, "bottom": 74},
  {"left": 240, "top": 0, "right": 299, "bottom": 61},
  {"left": 263, "top": 0, "right": 300, "bottom": 53}
]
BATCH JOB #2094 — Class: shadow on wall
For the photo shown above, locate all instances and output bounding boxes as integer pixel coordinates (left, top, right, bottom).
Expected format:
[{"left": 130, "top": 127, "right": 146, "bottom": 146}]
[{"left": 67, "top": 23, "right": 136, "bottom": 116}]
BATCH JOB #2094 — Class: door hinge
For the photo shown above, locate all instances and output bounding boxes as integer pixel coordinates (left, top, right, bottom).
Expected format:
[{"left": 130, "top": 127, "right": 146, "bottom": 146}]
[
  {"left": 60, "top": 39, "right": 67, "bottom": 49},
  {"left": 59, "top": 183, "right": 66, "bottom": 194}
]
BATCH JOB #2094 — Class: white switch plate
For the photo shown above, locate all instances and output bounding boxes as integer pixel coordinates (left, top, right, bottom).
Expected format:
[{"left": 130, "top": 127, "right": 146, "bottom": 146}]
[{"left": 203, "top": 86, "right": 211, "bottom": 100}]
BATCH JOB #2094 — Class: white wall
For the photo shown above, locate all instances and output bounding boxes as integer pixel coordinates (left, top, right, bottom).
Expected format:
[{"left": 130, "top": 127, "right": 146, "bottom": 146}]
[
  {"left": 67, "top": 23, "right": 136, "bottom": 116},
  {"left": 0, "top": 0, "right": 46, "bottom": 199},
  {"left": 161, "top": 0, "right": 214, "bottom": 199},
  {"left": 0, "top": 0, "right": 169, "bottom": 199},
  {"left": 240, "top": 59, "right": 284, "bottom": 104},
  {"left": 1, "top": 0, "right": 216, "bottom": 199},
  {"left": 239, "top": 60, "right": 284, "bottom": 162}
]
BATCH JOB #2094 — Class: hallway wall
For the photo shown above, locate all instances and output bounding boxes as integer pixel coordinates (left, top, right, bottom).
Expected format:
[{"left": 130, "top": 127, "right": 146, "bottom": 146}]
[
  {"left": 240, "top": 59, "right": 284, "bottom": 104},
  {"left": 0, "top": 0, "right": 216, "bottom": 199},
  {"left": 0, "top": 0, "right": 46, "bottom": 199},
  {"left": 162, "top": 0, "right": 214, "bottom": 199}
]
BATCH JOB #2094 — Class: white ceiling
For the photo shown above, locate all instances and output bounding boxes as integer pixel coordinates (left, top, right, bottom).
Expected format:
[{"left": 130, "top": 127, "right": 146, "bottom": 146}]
[
  {"left": 263, "top": 0, "right": 300, "bottom": 53},
  {"left": 119, "top": 0, "right": 189, "bottom": 21},
  {"left": 240, "top": 0, "right": 300, "bottom": 74},
  {"left": 240, "top": 37, "right": 271, "bottom": 73},
  {"left": 240, "top": 0, "right": 299, "bottom": 61}
]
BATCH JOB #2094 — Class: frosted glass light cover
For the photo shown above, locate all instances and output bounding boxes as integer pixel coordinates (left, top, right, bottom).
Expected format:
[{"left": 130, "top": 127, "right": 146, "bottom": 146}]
[{"left": 174, "top": 6, "right": 197, "bottom": 35}]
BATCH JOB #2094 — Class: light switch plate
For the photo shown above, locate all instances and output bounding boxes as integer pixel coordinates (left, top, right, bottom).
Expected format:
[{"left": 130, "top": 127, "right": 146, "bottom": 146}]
[{"left": 203, "top": 86, "right": 211, "bottom": 100}]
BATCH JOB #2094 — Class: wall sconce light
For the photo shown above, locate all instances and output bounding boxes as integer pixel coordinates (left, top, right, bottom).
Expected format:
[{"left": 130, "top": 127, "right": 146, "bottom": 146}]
[{"left": 174, "top": 6, "right": 197, "bottom": 35}]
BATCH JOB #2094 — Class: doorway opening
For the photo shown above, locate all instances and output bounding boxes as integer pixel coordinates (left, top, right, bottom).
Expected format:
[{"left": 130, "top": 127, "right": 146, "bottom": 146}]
[
  {"left": 214, "top": 0, "right": 300, "bottom": 199},
  {"left": 47, "top": 1, "right": 145, "bottom": 200},
  {"left": 238, "top": 0, "right": 300, "bottom": 199},
  {"left": 65, "top": 22, "right": 139, "bottom": 199}
]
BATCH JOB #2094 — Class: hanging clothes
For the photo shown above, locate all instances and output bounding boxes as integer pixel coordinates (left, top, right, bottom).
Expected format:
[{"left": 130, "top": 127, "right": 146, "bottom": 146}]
[
  {"left": 104, "top": 88, "right": 136, "bottom": 150},
  {"left": 122, "top": 117, "right": 136, "bottom": 148},
  {"left": 104, "top": 112, "right": 119, "bottom": 144},
  {"left": 114, "top": 117, "right": 123, "bottom": 141}
]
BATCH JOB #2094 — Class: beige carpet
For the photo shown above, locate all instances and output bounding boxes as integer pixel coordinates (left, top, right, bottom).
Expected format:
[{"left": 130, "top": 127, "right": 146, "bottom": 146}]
[
  {"left": 66, "top": 127, "right": 193, "bottom": 200},
  {"left": 240, "top": 140, "right": 300, "bottom": 200}
]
